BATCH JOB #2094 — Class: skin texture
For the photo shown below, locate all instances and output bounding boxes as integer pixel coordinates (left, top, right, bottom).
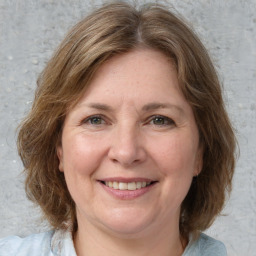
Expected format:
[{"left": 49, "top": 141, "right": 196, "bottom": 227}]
[{"left": 57, "top": 48, "right": 202, "bottom": 256}]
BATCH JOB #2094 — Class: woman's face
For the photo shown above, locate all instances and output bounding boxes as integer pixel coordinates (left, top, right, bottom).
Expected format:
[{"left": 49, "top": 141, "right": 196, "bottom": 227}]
[{"left": 57, "top": 48, "right": 202, "bottom": 237}]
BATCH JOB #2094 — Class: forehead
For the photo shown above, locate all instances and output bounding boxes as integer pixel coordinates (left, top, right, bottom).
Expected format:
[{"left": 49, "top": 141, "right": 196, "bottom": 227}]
[{"left": 75, "top": 48, "right": 187, "bottom": 107}]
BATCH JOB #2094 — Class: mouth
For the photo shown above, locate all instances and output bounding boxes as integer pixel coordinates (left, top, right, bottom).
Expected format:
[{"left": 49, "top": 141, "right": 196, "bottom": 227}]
[{"left": 99, "top": 180, "right": 157, "bottom": 191}]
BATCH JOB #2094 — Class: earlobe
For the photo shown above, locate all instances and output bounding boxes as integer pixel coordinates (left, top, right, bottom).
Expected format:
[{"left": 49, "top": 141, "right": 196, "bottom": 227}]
[{"left": 57, "top": 146, "right": 64, "bottom": 172}]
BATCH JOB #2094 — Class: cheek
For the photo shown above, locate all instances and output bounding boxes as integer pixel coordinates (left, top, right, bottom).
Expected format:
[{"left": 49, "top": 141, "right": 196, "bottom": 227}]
[
  {"left": 62, "top": 134, "right": 105, "bottom": 175},
  {"left": 157, "top": 135, "right": 198, "bottom": 204},
  {"left": 152, "top": 133, "right": 198, "bottom": 177},
  {"left": 61, "top": 135, "right": 104, "bottom": 203}
]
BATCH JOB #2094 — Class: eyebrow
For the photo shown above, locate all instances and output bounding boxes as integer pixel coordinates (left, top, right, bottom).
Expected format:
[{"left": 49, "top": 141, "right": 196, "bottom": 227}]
[
  {"left": 86, "top": 103, "right": 113, "bottom": 111},
  {"left": 84, "top": 102, "right": 184, "bottom": 114},
  {"left": 141, "top": 102, "right": 185, "bottom": 115}
]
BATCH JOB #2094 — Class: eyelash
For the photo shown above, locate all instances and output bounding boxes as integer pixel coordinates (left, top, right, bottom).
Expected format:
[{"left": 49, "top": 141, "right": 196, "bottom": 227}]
[
  {"left": 81, "top": 115, "right": 175, "bottom": 127},
  {"left": 147, "top": 115, "right": 175, "bottom": 126},
  {"left": 82, "top": 115, "right": 106, "bottom": 126}
]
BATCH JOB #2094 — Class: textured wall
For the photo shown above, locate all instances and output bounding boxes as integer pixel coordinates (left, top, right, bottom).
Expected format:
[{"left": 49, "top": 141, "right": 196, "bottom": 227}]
[{"left": 0, "top": 0, "right": 255, "bottom": 255}]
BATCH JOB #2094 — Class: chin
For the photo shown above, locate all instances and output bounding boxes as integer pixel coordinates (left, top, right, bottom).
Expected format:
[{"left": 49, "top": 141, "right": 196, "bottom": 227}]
[{"left": 96, "top": 207, "right": 156, "bottom": 237}]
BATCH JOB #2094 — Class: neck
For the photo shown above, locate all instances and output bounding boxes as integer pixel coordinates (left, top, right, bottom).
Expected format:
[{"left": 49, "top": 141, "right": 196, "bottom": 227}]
[{"left": 74, "top": 217, "right": 186, "bottom": 256}]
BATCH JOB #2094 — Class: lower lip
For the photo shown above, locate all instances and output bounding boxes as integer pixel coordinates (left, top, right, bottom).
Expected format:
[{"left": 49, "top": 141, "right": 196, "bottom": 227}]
[{"left": 99, "top": 182, "right": 156, "bottom": 200}]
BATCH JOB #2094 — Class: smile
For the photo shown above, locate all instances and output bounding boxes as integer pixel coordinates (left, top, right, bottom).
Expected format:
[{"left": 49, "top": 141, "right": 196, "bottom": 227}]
[
  {"left": 103, "top": 181, "right": 154, "bottom": 191},
  {"left": 99, "top": 179, "right": 158, "bottom": 200}
]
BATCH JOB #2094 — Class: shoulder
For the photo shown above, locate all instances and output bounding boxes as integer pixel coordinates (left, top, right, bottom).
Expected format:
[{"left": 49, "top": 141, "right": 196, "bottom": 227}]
[
  {"left": 198, "top": 233, "right": 227, "bottom": 255},
  {"left": 0, "top": 230, "right": 54, "bottom": 256},
  {"left": 184, "top": 233, "right": 227, "bottom": 256}
]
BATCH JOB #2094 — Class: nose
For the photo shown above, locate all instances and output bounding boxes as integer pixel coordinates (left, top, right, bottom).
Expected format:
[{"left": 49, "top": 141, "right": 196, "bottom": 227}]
[{"left": 108, "top": 124, "right": 147, "bottom": 167}]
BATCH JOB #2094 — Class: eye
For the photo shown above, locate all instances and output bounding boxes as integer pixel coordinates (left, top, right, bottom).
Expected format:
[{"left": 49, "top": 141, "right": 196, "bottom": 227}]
[
  {"left": 149, "top": 115, "right": 175, "bottom": 126},
  {"left": 83, "top": 115, "right": 106, "bottom": 125}
]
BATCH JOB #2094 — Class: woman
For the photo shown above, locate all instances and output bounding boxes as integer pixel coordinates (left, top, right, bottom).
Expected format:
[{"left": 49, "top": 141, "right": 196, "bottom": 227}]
[{"left": 0, "top": 2, "right": 236, "bottom": 255}]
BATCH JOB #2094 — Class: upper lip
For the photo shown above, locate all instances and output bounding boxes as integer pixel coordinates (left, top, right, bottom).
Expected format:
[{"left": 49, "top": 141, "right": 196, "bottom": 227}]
[{"left": 98, "top": 177, "right": 156, "bottom": 183}]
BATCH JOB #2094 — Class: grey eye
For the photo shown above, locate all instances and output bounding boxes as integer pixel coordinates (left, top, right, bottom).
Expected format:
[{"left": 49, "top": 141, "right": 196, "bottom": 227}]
[
  {"left": 83, "top": 115, "right": 106, "bottom": 126},
  {"left": 89, "top": 116, "right": 103, "bottom": 125},
  {"left": 150, "top": 116, "right": 174, "bottom": 126},
  {"left": 153, "top": 117, "right": 166, "bottom": 125}
]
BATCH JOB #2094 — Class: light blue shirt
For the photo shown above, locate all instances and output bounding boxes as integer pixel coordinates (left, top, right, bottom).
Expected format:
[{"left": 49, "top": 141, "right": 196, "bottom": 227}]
[{"left": 0, "top": 230, "right": 227, "bottom": 255}]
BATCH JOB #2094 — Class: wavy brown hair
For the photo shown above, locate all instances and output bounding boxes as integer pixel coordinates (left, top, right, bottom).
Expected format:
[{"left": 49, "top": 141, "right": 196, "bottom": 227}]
[{"left": 17, "top": 2, "right": 236, "bottom": 239}]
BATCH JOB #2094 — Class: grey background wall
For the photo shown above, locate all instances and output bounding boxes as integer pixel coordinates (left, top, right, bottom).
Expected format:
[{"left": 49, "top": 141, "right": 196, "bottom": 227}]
[{"left": 0, "top": 0, "right": 255, "bottom": 255}]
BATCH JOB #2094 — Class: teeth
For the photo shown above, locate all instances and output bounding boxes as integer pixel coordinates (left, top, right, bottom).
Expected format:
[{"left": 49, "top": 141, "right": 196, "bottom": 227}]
[
  {"left": 136, "top": 181, "right": 142, "bottom": 189},
  {"left": 119, "top": 182, "right": 128, "bottom": 190},
  {"left": 128, "top": 182, "right": 136, "bottom": 190},
  {"left": 113, "top": 181, "right": 118, "bottom": 189},
  {"left": 104, "top": 181, "right": 152, "bottom": 190}
]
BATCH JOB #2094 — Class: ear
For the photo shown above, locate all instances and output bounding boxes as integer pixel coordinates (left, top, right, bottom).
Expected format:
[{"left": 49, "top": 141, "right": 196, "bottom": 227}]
[
  {"left": 194, "top": 144, "right": 203, "bottom": 177},
  {"left": 57, "top": 145, "right": 64, "bottom": 172}
]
